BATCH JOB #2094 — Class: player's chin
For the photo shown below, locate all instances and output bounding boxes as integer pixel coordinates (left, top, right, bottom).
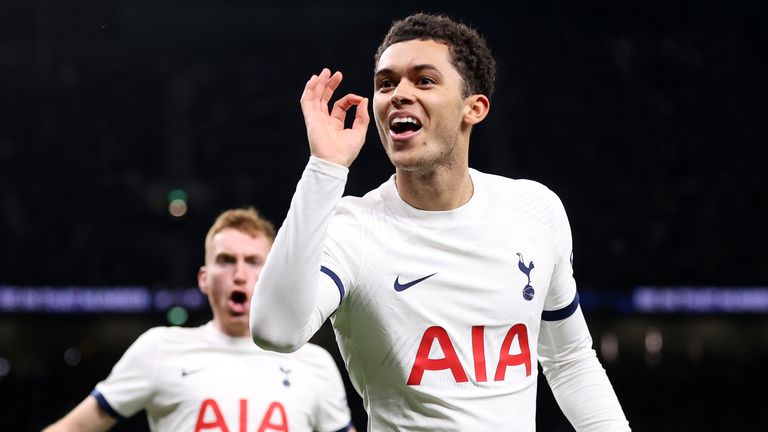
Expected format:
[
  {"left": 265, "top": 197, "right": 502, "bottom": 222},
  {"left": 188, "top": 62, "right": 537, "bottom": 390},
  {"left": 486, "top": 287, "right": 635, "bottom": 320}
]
[
  {"left": 390, "top": 154, "right": 427, "bottom": 172},
  {"left": 227, "top": 309, "right": 248, "bottom": 318},
  {"left": 387, "top": 146, "right": 413, "bottom": 165}
]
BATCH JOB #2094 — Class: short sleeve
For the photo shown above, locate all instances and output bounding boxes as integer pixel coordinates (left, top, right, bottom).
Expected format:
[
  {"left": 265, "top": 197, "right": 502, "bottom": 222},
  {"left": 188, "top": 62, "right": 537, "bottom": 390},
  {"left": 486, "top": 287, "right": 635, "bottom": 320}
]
[{"left": 93, "top": 327, "right": 163, "bottom": 418}]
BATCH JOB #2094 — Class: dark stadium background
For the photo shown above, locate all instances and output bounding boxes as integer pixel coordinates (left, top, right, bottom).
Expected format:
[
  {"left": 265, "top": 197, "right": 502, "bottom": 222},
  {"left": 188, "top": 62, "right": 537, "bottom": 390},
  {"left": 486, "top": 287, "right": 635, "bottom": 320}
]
[{"left": 1, "top": 1, "right": 766, "bottom": 430}]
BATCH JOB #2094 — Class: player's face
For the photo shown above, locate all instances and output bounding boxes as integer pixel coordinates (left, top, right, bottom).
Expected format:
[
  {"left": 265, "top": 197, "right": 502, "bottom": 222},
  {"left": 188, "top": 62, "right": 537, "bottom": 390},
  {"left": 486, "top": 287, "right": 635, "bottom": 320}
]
[
  {"left": 198, "top": 228, "right": 272, "bottom": 337},
  {"left": 373, "top": 39, "right": 470, "bottom": 172}
]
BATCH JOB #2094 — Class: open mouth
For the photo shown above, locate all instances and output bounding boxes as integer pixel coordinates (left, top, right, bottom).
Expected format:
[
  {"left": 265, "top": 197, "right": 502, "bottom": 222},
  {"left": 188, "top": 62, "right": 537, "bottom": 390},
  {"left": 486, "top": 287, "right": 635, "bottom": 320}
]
[
  {"left": 230, "top": 291, "right": 247, "bottom": 304},
  {"left": 229, "top": 291, "right": 248, "bottom": 314},
  {"left": 390, "top": 116, "right": 422, "bottom": 135}
]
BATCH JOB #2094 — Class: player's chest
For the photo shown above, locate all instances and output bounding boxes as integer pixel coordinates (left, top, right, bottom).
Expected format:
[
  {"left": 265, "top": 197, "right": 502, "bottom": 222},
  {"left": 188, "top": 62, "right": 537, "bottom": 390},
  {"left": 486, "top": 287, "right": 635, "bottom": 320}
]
[
  {"left": 153, "top": 351, "right": 316, "bottom": 428},
  {"left": 355, "top": 223, "right": 555, "bottom": 324}
]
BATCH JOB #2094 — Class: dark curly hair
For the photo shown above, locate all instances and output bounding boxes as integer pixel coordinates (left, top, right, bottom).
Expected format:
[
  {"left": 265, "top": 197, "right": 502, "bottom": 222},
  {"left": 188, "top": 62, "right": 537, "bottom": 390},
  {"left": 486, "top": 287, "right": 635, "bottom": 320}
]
[{"left": 374, "top": 13, "right": 496, "bottom": 99}]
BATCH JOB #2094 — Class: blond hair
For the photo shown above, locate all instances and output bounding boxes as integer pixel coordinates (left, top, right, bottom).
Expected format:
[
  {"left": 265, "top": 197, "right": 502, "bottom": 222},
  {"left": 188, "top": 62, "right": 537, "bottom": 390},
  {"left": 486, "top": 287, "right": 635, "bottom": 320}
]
[{"left": 204, "top": 207, "right": 276, "bottom": 259}]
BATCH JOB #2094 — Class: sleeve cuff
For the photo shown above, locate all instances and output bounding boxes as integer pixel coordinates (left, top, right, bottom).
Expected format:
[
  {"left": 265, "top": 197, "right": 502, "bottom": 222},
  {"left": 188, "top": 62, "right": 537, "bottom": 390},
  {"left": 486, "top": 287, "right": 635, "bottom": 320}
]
[
  {"left": 90, "top": 389, "right": 126, "bottom": 421},
  {"left": 308, "top": 156, "right": 350, "bottom": 179}
]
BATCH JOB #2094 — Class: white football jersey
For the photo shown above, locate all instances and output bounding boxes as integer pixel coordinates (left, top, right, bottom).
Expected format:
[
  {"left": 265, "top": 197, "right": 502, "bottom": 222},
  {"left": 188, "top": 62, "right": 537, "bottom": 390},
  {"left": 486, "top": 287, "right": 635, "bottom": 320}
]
[
  {"left": 252, "top": 157, "right": 630, "bottom": 432},
  {"left": 93, "top": 322, "right": 352, "bottom": 432},
  {"left": 320, "top": 168, "right": 578, "bottom": 431}
]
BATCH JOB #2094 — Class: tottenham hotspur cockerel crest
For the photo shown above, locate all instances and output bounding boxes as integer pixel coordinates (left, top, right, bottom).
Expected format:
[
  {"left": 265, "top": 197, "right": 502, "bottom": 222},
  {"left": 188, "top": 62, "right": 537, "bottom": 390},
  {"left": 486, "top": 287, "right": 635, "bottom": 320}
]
[{"left": 516, "top": 252, "right": 535, "bottom": 301}]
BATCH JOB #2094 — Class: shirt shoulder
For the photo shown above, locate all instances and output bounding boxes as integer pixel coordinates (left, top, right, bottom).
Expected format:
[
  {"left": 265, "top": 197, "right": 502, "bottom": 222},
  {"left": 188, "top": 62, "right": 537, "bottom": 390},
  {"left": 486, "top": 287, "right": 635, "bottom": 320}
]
[
  {"left": 475, "top": 170, "right": 568, "bottom": 230},
  {"left": 330, "top": 176, "right": 397, "bottom": 243},
  {"left": 129, "top": 326, "right": 172, "bottom": 348},
  {"left": 477, "top": 170, "right": 559, "bottom": 202},
  {"left": 128, "top": 325, "right": 215, "bottom": 357},
  {"left": 336, "top": 176, "right": 392, "bottom": 214},
  {"left": 137, "top": 324, "right": 202, "bottom": 342}
]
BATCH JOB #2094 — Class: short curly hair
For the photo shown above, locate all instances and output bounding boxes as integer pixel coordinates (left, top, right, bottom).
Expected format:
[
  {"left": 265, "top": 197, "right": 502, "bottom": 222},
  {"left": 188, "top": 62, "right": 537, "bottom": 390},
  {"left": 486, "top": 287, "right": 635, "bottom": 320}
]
[{"left": 374, "top": 13, "right": 496, "bottom": 99}]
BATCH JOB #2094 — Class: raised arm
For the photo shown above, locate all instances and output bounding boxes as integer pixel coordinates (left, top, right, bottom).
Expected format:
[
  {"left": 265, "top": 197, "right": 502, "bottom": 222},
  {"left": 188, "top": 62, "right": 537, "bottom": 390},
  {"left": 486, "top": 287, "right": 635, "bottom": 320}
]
[{"left": 250, "top": 69, "right": 369, "bottom": 352}]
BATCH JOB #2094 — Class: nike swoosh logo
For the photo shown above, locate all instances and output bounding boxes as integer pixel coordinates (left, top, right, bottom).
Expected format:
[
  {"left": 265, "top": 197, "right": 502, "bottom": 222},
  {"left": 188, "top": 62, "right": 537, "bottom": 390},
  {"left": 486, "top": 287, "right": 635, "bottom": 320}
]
[
  {"left": 394, "top": 273, "right": 437, "bottom": 292},
  {"left": 181, "top": 368, "right": 205, "bottom": 377}
]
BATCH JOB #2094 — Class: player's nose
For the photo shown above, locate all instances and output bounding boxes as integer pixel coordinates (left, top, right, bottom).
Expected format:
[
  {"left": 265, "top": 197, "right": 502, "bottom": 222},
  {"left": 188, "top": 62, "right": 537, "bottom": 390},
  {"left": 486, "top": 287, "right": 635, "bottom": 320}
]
[
  {"left": 391, "top": 82, "right": 414, "bottom": 108},
  {"left": 233, "top": 260, "right": 248, "bottom": 284}
]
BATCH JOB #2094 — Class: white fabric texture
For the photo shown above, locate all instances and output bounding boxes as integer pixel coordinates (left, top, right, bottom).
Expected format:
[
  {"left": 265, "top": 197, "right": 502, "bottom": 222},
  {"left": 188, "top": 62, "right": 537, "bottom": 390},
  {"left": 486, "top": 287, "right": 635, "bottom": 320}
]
[
  {"left": 539, "top": 307, "right": 631, "bottom": 431},
  {"left": 95, "top": 322, "right": 351, "bottom": 432},
  {"left": 251, "top": 156, "right": 630, "bottom": 431}
]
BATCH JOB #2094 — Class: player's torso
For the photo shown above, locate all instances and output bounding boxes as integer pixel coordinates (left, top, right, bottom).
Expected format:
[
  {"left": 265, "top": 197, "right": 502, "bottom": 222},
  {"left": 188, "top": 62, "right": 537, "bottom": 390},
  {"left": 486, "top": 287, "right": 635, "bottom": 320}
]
[
  {"left": 332, "top": 196, "right": 556, "bottom": 430},
  {"left": 148, "top": 332, "right": 320, "bottom": 432}
]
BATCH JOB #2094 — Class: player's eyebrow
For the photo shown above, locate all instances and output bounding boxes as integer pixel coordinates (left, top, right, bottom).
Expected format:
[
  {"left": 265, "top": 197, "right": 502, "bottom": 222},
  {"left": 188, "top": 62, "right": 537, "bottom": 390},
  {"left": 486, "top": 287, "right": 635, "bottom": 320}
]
[
  {"left": 374, "top": 63, "right": 442, "bottom": 78},
  {"left": 215, "top": 252, "right": 262, "bottom": 261},
  {"left": 215, "top": 252, "right": 236, "bottom": 262},
  {"left": 244, "top": 254, "right": 264, "bottom": 263}
]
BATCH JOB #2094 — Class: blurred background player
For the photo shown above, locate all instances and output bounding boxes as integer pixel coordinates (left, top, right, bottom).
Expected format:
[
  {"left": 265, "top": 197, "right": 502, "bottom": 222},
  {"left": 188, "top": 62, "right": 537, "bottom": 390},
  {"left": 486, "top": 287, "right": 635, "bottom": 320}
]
[
  {"left": 43, "top": 207, "right": 355, "bottom": 432},
  {"left": 250, "top": 13, "right": 630, "bottom": 431}
]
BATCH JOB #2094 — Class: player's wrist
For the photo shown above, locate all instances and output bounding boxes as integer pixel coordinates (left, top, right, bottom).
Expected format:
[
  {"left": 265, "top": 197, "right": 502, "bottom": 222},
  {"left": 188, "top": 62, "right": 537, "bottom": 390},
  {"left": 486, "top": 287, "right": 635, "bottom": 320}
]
[{"left": 308, "top": 156, "right": 350, "bottom": 177}]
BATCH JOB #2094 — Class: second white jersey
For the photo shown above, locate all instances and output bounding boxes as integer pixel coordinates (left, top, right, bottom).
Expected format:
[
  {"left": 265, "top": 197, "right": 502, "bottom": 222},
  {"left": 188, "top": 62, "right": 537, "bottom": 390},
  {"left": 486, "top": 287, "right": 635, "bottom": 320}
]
[
  {"left": 321, "top": 168, "right": 578, "bottom": 431},
  {"left": 94, "top": 322, "right": 352, "bottom": 432}
]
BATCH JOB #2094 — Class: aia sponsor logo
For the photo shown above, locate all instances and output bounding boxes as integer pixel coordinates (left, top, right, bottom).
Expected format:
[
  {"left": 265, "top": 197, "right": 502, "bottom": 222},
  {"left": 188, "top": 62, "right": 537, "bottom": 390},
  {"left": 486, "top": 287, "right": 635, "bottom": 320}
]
[
  {"left": 407, "top": 324, "right": 531, "bottom": 385},
  {"left": 194, "top": 399, "right": 288, "bottom": 432}
]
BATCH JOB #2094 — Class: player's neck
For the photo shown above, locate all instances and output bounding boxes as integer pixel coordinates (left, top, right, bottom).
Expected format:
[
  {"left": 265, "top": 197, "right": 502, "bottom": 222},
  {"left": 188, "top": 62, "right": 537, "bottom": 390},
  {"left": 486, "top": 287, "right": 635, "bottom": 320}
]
[
  {"left": 213, "top": 318, "right": 250, "bottom": 338},
  {"left": 395, "top": 166, "right": 474, "bottom": 211}
]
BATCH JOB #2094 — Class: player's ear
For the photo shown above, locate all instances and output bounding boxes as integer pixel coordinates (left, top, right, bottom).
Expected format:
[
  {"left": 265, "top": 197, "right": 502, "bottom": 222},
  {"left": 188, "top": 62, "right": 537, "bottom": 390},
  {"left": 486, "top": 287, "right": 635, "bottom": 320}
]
[
  {"left": 197, "top": 266, "right": 208, "bottom": 295},
  {"left": 463, "top": 94, "right": 490, "bottom": 125}
]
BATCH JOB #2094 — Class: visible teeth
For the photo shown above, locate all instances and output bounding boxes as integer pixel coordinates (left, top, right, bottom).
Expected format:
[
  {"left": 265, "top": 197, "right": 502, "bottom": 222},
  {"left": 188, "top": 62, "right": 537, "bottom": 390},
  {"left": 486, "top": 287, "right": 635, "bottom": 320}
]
[{"left": 391, "top": 116, "right": 419, "bottom": 126}]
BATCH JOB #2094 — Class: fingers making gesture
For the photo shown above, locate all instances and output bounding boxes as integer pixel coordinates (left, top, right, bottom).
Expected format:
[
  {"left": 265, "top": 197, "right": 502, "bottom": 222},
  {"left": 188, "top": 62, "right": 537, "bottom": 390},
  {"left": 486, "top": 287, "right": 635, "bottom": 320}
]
[{"left": 300, "top": 68, "right": 370, "bottom": 168}]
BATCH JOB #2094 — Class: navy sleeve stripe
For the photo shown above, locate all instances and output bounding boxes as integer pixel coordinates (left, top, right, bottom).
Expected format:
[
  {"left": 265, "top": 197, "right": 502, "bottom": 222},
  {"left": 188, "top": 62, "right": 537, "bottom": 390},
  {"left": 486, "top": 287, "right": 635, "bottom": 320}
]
[
  {"left": 90, "top": 389, "right": 125, "bottom": 421},
  {"left": 541, "top": 292, "right": 580, "bottom": 321},
  {"left": 320, "top": 266, "right": 345, "bottom": 301},
  {"left": 333, "top": 421, "right": 354, "bottom": 432}
]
